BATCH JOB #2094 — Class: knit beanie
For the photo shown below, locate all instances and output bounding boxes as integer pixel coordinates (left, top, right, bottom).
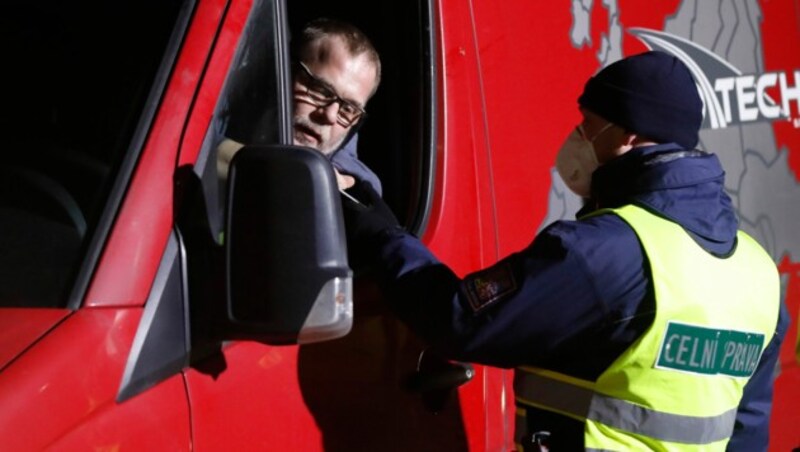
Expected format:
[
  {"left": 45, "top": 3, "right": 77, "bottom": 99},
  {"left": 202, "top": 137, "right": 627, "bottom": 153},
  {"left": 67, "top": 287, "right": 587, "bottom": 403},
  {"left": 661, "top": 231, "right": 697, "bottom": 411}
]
[{"left": 578, "top": 51, "right": 703, "bottom": 149}]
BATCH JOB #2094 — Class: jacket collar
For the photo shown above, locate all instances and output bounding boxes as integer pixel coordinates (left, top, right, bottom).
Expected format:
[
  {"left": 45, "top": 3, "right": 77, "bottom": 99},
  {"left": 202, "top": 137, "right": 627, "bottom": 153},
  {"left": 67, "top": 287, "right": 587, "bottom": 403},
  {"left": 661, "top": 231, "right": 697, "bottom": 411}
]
[{"left": 581, "top": 143, "right": 739, "bottom": 255}]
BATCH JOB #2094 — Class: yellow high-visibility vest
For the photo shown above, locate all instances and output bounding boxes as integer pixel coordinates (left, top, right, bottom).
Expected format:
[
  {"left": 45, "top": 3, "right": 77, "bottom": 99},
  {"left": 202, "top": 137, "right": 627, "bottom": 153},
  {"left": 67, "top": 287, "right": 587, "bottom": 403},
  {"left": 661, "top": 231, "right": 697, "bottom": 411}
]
[{"left": 515, "top": 204, "right": 780, "bottom": 451}]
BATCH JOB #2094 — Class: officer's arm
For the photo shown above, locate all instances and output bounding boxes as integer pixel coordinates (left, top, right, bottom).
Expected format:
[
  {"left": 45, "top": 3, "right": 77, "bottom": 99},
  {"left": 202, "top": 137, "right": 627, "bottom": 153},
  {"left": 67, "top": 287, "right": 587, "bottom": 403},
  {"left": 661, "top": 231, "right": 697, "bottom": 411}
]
[
  {"left": 372, "top": 226, "right": 611, "bottom": 367},
  {"left": 342, "top": 183, "right": 635, "bottom": 368},
  {"left": 726, "top": 301, "right": 790, "bottom": 451}
]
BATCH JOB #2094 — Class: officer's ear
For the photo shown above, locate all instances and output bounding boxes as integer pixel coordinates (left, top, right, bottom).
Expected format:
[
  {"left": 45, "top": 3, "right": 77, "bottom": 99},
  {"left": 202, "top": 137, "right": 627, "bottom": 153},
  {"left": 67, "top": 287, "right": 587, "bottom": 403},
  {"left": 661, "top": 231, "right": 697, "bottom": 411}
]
[
  {"left": 610, "top": 129, "right": 640, "bottom": 159},
  {"left": 620, "top": 129, "right": 638, "bottom": 147},
  {"left": 628, "top": 131, "right": 661, "bottom": 147}
]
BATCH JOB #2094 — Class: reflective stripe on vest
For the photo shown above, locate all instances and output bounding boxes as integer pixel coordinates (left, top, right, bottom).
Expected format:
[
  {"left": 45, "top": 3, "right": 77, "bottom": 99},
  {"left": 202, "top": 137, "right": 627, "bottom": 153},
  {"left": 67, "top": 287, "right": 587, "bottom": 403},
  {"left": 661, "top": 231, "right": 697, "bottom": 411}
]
[
  {"left": 515, "top": 368, "right": 737, "bottom": 444},
  {"left": 515, "top": 204, "right": 780, "bottom": 451}
]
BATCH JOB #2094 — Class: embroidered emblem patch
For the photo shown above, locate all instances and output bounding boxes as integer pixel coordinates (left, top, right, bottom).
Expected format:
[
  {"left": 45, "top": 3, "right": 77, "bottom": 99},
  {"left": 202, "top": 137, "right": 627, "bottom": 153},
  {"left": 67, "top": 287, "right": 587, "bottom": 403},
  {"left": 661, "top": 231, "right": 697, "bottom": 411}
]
[{"left": 463, "top": 262, "right": 517, "bottom": 314}]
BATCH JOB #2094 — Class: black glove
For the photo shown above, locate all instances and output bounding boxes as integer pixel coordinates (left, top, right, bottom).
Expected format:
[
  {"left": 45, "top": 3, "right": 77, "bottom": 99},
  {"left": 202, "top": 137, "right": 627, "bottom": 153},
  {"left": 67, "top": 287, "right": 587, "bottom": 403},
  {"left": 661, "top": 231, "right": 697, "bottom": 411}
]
[{"left": 341, "top": 180, "right": 401, "bottom": 244}]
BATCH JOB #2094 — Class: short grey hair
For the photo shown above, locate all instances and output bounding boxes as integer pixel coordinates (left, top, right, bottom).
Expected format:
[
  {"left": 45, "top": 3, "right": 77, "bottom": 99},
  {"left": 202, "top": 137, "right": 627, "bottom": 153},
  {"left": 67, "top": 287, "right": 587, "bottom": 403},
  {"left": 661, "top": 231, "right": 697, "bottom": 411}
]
[{"left": 293, "top": 18, "right": 381, "bottom": 95}]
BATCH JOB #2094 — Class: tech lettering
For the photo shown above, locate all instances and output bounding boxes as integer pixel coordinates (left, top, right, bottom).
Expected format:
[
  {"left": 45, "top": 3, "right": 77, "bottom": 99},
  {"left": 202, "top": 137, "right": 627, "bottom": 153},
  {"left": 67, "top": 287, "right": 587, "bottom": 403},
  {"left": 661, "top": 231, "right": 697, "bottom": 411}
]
[{"left": 713, "top": 71, "right": 800, "bottom": 125}]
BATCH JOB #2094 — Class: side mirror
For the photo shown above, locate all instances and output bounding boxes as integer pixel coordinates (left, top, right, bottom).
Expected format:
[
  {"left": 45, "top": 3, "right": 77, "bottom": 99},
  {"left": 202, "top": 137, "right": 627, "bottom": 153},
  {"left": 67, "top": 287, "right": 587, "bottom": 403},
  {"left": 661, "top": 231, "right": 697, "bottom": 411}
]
[{"left": 225, "top": 145, "right": 352, "bottom": 344}]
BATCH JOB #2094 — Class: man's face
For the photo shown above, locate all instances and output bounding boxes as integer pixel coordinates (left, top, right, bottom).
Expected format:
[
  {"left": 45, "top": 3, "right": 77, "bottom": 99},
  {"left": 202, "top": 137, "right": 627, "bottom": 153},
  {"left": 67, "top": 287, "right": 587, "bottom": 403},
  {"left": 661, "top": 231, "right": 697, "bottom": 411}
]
[{"left": 293, "top": 37, "right": 377, "bottom": 155}]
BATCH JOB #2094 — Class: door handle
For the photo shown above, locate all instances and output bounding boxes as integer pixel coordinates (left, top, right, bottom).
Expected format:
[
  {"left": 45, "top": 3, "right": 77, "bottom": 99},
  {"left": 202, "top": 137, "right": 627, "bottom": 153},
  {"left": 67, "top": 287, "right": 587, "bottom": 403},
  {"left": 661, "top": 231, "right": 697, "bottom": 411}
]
[{"left": 406, "top": 349, "right": 475, "bottom": 412}]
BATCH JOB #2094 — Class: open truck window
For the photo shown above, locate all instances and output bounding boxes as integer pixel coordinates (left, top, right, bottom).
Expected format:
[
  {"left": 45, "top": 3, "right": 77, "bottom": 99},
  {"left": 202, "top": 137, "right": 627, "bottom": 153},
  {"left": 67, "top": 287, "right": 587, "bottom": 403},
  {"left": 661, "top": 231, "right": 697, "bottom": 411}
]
[
  {"left": 288, "top": 0, "right": 437, "bottom": 233},
  {"left": 0, "top": 0, "right": 186, "bottom": 308},
  {"left": 310, "top": 1, "right": 437, "bottom": 235},
  {"left": 198, "top": 0, "right": 436, "bottom": 237}
]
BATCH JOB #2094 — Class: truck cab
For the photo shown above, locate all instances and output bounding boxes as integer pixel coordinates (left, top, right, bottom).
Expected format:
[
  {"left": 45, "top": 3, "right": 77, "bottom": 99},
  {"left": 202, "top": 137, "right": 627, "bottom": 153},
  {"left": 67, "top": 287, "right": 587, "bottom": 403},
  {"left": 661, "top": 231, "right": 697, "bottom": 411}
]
[
  {"left": 1, "top": 0, "right": 798, "bottom": 450},
  {"left": 0, "top": 0, "right": 511, "bottom": 449}
]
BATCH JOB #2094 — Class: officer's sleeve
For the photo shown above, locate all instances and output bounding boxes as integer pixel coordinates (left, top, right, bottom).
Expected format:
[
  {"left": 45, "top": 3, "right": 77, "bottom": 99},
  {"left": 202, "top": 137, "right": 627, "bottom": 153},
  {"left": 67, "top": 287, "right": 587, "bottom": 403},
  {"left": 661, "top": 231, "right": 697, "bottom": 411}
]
[
  {"left": 726, "top": 300, "right": 789, "bottom": 451},
  {"left": 372, "top": 222, "right": 616, "bottom": 368}
]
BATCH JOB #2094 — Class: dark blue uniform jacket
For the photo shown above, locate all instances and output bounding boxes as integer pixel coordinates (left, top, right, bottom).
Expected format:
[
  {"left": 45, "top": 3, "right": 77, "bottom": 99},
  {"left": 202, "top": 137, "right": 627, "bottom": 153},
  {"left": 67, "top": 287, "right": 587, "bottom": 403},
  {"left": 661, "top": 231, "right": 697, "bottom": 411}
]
[{"left": 371, "top": 143, "right": 789, "bottom": 450}]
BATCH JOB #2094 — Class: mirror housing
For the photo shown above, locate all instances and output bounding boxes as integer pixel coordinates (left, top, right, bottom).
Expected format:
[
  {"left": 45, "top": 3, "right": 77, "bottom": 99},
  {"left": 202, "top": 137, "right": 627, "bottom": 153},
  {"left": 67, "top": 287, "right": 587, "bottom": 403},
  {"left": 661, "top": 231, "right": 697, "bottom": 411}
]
[{"left": 225, "top": 145, "right": 352, "bottom": 344}]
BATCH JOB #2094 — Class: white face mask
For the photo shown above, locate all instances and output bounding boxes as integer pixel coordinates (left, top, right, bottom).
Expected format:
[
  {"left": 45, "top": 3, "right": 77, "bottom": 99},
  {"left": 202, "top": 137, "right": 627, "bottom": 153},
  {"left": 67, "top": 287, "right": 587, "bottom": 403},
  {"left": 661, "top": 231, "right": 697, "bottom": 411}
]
[{"left": 555, "top": 124, "right": 612, "bottom": 198}]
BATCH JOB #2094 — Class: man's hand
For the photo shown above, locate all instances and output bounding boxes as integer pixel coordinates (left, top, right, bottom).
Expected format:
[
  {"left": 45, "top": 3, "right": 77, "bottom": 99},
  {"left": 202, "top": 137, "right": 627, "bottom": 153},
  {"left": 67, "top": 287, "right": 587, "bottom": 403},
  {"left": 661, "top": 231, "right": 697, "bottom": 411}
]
[{"left": 335, "top": 169, "right": 356, "bottom": 190}]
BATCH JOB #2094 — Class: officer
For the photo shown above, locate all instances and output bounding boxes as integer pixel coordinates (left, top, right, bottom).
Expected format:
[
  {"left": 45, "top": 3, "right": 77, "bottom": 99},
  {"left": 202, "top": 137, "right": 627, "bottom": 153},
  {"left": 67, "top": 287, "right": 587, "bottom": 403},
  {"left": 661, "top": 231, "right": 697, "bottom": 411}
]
[{"left": 342, "top": 51, "right": 789, "bottom": 451}]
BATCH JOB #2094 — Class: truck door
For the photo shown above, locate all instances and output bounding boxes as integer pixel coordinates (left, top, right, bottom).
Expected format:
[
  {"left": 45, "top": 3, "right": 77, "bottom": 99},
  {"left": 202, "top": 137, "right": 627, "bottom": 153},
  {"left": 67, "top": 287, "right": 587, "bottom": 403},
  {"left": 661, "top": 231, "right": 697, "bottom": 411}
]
[{"left": 175, "top": 0, "right": 507, "bottom": 450}]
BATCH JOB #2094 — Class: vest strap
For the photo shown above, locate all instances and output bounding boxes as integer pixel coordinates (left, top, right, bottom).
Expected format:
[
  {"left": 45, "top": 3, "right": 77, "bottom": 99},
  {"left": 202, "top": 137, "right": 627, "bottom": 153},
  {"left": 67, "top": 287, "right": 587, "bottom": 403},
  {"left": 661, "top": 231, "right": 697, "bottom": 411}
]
[{"left": 515, "top": 371, "right": 737, "bottom": 444}]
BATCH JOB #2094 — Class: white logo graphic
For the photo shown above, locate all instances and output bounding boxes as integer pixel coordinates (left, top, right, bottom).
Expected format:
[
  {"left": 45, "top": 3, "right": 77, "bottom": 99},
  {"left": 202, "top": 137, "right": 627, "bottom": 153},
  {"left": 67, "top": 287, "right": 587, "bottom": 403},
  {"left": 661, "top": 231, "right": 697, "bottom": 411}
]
[{"left": 629, "top": 28, "right": 800, "bottom": 129}]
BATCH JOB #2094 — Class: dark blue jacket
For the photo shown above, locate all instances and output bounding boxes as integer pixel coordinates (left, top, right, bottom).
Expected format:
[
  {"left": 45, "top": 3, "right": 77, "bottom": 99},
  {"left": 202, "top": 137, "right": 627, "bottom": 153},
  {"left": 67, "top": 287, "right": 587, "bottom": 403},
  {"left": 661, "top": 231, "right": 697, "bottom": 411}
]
[
  {"left": 370, "top": 143, "right": 789, "bottom": 450},
  {"left": 331, "top": 133, "right": 382, "bottom": 196}
]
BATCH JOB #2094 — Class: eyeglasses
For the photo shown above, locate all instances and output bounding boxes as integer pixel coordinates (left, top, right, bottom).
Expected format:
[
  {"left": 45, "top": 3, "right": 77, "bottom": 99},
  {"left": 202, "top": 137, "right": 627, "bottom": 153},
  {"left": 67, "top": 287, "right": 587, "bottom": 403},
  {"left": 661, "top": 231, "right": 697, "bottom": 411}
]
[{"left": 294, "top": 62, "right": 366, "bottom": 127}]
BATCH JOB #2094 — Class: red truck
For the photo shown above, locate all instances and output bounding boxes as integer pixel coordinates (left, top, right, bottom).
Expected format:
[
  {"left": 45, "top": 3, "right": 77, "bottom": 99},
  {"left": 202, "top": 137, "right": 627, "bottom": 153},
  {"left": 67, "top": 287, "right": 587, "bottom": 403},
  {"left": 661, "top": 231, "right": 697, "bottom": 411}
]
[{"left": 1, "top": 0, "right": 798, "bottom": 450}]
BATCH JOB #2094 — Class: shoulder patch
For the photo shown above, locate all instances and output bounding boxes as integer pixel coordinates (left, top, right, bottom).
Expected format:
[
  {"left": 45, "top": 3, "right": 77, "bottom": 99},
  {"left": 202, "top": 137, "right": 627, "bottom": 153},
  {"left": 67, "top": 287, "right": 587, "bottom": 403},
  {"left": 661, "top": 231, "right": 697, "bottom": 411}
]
[{"left": 463, "top": 262, "right": 518, "bottom": 314}]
